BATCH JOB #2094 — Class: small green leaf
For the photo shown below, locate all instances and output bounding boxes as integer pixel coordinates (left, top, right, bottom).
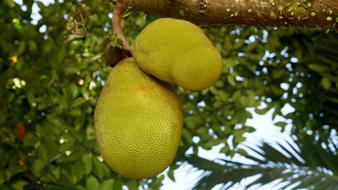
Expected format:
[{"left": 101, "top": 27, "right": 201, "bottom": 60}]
[
  {"left": 71, "top": 161, "right": 85, "bottom": 184},
  {"left": 272, "top": 69, "right": 285, "bottom": 79},
  {"left": 275, "top": 121, "right": 287, "bottom": 128},
  {"left": 37, "top": 1, "right": 45, "bottom": 9},
  {"left": 4, "top": 0, "right": 15, "bottom": 7},
  {"left": 232, "top": 91, "right": 242, "bottom": 101},
  {"left": 86, "top": 175, "right": 100, "bottom": 190},
  {"left": 100, "top": 179, "right": 115, "bottom": 190},
  {"left": 271, "top": 85, "right": 282, "bottom": 95},
  {"left": 121, "top": 10, "right": 132, "bottom": 18},
  {"left": 223, "top": 59, "right": 236, "bottom": 70},
  {"left": 167, "top": 168, "right": 176, "bottom": 182},
  {"left": 218, "top": 91, "right": 229, "bottom": 101},
  {"left": 126, "top": 180, "right": 138, "bottom": 190},
  {"left": 82, "top": 153, "right": 93, "bottom": 175},
  {"left": 196, "top": 127, "right": 209, "bottom": 141},
  {"left": 255, "top": 107, "right": 270, "bottom": 115},
  {"left": 227, "top": 75, "right": 236, "bottom": 86},
  {"left": 32, "top": 159, "right": 46, "bottom": 177},
  {"left": 23, "top": 132, "right": 38, "bottom": 147},
  {"left": 69, "top": 108, "right": 82, "bottom": 117},
  {"left": 93, "top": 157, "right": 110, "bottom": 179},
  {"left": 182, "top": 128, "right": 192, "bottom": 145},
  {"left": 0, "top": 170, "right": 5, "bottom": 185},
  {"left": 11, "top": 180, "right": 28, "bottom": 190},
  {"left": 185, "top": 116, "right": 201, "bottom": 129},
  {"left": 308, "top": 64, "right": 329, "bottom": 73},
  {"left": 71, "top": 97, "right": 87, "bottom": 108},
  {"left": 220, "top": 144, "right": 230, "bottom": 154},
  {"left": 320, "top": 78, "right": 331, "bottom": 90},
  {"left": 113, "top": 177, "right": 123, "bottom": 190},
  {"left": 234, "top": 136, "right": 246, "bottom": 144},
  {"left": 237, "top": 148, "right": 248, "bottom": 156}
]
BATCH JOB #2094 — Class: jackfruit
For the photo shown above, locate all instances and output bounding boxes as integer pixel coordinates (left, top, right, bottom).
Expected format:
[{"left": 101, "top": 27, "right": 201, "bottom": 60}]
[
  {"left": 133, "top": 18, "right": 223, "bottom": 91},
  {"left": 94, "top": 58, "right": 183, "bottom": 179}
]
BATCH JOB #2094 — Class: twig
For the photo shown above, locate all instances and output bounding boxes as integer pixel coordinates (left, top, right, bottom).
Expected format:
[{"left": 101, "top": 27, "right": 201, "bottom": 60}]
[{"left": 112, "top": 2, "right": 131, "bottom": 52}]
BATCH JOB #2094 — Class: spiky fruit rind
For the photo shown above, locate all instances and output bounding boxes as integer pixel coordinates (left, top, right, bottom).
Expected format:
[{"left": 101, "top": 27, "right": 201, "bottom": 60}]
[
  {"left": 133, "top": 18, "right": 223, "bottom": 90},
  {"left": 94, "top": 58, "right": 183, "bottom": 179}
]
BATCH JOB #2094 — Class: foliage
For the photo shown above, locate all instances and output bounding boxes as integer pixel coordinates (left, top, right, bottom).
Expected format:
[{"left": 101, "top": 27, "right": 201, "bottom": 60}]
[
  {"left": 187, "top": 135, "right": 338, "bottom": 190},
  {"left": 0, "top": 0, "right": 337, "bottom": 189},
  {"left": 279, "top": 34, "right": 338, "bottom": 137}
]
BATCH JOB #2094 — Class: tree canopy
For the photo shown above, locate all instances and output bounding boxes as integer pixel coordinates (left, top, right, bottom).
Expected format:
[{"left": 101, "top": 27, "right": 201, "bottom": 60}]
[{"left": 0, "top": 0, "right": 337, "bottom": 189}]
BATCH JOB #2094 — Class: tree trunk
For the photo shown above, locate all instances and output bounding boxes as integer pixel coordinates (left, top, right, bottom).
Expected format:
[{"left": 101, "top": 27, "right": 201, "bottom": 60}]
[{"left": 118, "top": 0, "right": 338, "bottom": 31}]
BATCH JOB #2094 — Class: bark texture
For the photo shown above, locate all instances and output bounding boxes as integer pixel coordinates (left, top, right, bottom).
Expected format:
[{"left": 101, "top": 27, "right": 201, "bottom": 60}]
[{"left": 118, "top": 0, "right": 338, "bottom": 31}]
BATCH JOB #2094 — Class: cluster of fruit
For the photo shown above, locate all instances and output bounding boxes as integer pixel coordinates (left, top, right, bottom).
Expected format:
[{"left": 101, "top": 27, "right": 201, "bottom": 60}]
[{"left": 94, "top": 18, "right": 222, "bottom": 179}]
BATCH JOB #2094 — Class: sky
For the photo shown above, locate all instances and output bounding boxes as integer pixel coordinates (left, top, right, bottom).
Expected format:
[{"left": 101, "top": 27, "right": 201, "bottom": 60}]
[
  {"left": 14, "top": 0, "right": 305, "bottom": 189},
  {"left": 161, "top": 106, "right": 296, "bottom": 190}
]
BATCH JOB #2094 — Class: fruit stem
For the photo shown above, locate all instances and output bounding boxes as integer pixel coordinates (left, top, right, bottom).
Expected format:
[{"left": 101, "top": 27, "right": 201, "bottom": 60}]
[{"left": 112, "top": 2, "right": 132, "bottom": 52}]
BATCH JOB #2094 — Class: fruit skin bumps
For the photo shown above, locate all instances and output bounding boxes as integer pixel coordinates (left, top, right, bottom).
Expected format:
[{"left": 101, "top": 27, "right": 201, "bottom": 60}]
[
  {"left": 94, "top": 58, "right": 183, "bottom": 179},
  {"left": 133, "top": 18, "right": 223, "bottom": 91}
]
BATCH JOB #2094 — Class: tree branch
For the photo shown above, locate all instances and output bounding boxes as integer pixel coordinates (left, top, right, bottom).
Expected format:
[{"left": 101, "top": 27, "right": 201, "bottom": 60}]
[
  {"left": 105, "top": 2, "right": 132, "bottom": 67},
  {"left": 118, "top": 0, "right": 338, "bottom": 31},
  {"left": 112, "top": 2, "right": 131, "bottom": 51}
]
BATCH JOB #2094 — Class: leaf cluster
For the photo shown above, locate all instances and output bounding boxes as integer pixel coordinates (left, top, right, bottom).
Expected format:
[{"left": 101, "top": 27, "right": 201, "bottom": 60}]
[
  {"left": 0, "top": 0, "right": 337, "bottom": 189},
  {"left": 188, "top": 135, "right": 338, "bottom": 190}
]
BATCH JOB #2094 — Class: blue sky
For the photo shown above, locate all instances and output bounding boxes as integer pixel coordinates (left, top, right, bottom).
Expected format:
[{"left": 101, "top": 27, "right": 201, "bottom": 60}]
[{"left": 161, "top": 106, "right": 296, "bottom": 190}]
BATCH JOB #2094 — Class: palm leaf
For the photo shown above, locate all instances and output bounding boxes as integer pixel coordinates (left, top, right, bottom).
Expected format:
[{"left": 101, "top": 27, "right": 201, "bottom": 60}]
[{"left": 187, "top": 135, "right": 338, "bottom": 190}]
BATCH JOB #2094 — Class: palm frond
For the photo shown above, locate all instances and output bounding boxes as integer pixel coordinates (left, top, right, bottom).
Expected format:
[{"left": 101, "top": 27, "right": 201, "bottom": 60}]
[{"left": 187, "top": 136, "right": 338, "bottom": 190}]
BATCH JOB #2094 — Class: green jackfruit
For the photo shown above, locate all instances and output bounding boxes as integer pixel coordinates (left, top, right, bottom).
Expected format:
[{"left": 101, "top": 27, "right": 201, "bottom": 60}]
[
  {"left": 132, "top": 18, "right": 223, "bottom": 91},
  {"left": 94, "top": 58, "right": 183, "bottom": 179}
]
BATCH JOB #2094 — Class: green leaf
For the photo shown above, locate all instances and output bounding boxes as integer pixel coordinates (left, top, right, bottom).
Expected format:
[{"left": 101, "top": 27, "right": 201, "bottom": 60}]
[
  {"left": 308, "top": 64, "right": 329, "bottom": 73},
  {"left": 82, "top": 153, "right": 93, "bottom": 175},
  {"left": 196, "top": 127, "right": 209, "bottom": 141},
  {"left": 227, "top": 75, "right": 236, "bottom": 86},
  {"left": 4, "top": 0, "right": 15, "bottom": 7},
  {"left": 271, "top": 85, "right": 282, "bottom": 95},
  {"left": 189, "top": 135, "right": 338, "bottom": 190},
  {"left": 113, "top": 177, "right": 123, "bottom": 190},
  {"left": 66, "top": 84, "right": 80, "bottom": 99},
  {"left": 237, "top": 148, "right": 248, "bottom": 156},
  {"left": 100, "top": 179, "right": 115, "bottom": 190},
  {"left": 233, "top": 136, "right": 245, "bottom": 144},
  {"left": 126, "top": 180, "right": 138, "bottom": 190},
  {"left": 71, "top": 97, "right": 87, "bottom": 108},
  {"left": 92, "top": 157, "right": 110, "bottom": 179},
  {"left": 0, "top": 170, "right": 5, "bottom": 185},
  {"left": 71, "top": 161, "right": 85, "bottom": 184},
  {"left": 185, "top": 116, "right": 201, "bottom": 129},
  {"left": 255, "top": 108, "right": 270, "bottom": 115},
  {"left": 86, "top": 175, "right": 100, "bottom": 190},
  {"left": 182, "top": 128, "right": 192, "bottom": 145},
  {"left": 11, "top": 180, "right": 28, "bottom": 190},
  {"left": 232, "top": 91, "right": 242, "bottom": 101},
  {"left": 223, "top": 59, "right": 236, "bottom": 70},
  {"left": 167, "top": 167, "right": 176, "bottom": 182},
  {"left": 272, "top": 69, "right": 285, "bottom": 79},
  {"left": 321, "top": 78, "right": 331, "bottom": 90},
  {"left": 69, "top": 108, "right": 82, "bottom": 117},
  {"left": 32, "top": 159, "right": 46, "bottom": 177},
  {"left": 220, "top": 144, "right": 230, "bottom": 154},
  {"left": 274, "top": 121, "right": 287, "bottom": 128}
]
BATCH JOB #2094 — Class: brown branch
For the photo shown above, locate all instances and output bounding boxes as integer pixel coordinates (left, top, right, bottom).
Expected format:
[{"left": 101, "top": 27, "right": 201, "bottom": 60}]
[
  {"left": 112, "top": 2, "right": 131, "bottom": 51},
  {"left": 118, "top": 0, "right": 338, "bottom": 31},
  {"left": 105, "top": 2, "right": 132, "bottom": 67}
]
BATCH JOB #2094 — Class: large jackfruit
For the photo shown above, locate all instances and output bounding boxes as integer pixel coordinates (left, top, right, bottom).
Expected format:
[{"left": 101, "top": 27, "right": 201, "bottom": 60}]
[
  {"left": 94, "top": 58, "right": 183, "bottom": 179},
  {"left": 133, "top": 18, "right": 223, "bottom": 91}
]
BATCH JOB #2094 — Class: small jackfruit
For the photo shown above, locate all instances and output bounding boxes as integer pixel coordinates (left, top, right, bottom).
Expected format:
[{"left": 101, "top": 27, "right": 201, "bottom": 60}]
[
  {"left": 133, "top": 18, "right": 223, "bottom": 91},
  {"left": 94, "top": 58, "right": 183, "bottom": 179}
]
